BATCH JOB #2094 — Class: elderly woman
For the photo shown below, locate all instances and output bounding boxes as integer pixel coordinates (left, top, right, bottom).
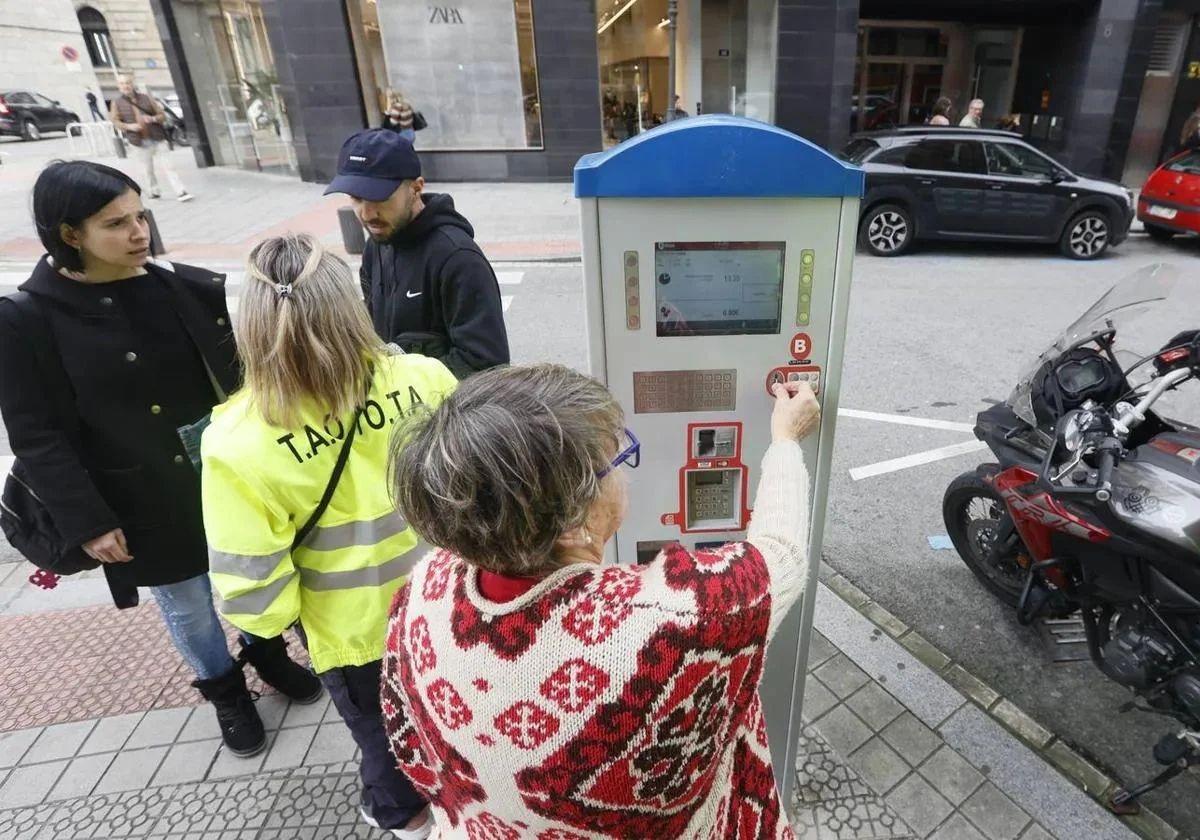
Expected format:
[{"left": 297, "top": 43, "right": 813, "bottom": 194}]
[{"left": 381, "top": 364, "right": 819, "bottom": 838}]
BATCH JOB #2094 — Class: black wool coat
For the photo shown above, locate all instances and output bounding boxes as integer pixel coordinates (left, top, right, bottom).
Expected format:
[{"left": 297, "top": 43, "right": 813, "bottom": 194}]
[{"left": 0, "top": 257, "right": 238, "bottom": 595}]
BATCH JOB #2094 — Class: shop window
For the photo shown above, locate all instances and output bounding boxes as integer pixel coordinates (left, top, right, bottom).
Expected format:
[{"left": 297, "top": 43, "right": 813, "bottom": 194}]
[
  {"left": 347, "top": 0, "right": 543, "bottom": 150},
  {"left": 78, "top": 7, "right": 118, "bottom": 68}
]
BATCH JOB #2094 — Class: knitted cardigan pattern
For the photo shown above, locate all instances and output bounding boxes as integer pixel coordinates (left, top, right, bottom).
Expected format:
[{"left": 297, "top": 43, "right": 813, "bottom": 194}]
[{"left": 382, "top": 441, "right": 811, "bottom": 839}]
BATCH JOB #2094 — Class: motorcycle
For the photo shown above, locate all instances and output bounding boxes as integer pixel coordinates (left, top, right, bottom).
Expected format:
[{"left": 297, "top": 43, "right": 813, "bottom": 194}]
[{"left": 943, "top": 264, "right": 1200, "bottom": 811}]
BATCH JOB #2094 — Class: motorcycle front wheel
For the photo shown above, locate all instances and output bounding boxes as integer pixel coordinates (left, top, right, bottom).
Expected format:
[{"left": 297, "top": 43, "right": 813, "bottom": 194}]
[{"left": 943, "top": 466, "right": 1027, "bottom": 607}]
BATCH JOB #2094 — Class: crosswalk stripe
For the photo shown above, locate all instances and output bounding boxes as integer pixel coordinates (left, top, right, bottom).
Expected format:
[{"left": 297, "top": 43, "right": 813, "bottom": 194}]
[
  {"left": 495, "top": 271, "right": 524, "bottom": 286},
  {"left": 502, "top": 296, "right": 514, "bottom": 312},
  {"left": 0, "top": 455, "right": 13, "bottom": 476}
]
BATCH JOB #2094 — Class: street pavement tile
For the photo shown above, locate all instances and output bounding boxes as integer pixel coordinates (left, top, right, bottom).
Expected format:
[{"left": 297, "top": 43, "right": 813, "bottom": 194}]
[
  {"left": 153, "top": 777, "right": 286, "bottom": 834},
  {"left": 45, "top": 752, "right": 114, "bottom": 801},
  {"left": 305, "top": 721, "right": 358, "bottom": 765},
  {"left": 22, "top": 718, "right": 95, "bottom": 763},
  {"left": 282, "top": 695, "right": 332, "bottom": 728},
  {"left": 152, "top": 738, "right": 221, "bottom": 786},
  {"left": 92, "top": 745, "right": 168, "bottom": 794},
  {"left": 807, "top": 631, "right": 839, "bottom": 669},
  {"left": 881, "top": 712, "right": 943, "bottom": 766},
  {"left": 814, "top": 653, "right": 872, "bottom": 699},
  {"left": 44, "top": 785, "right": 177, "bottom": 838},
  {"left": 803, "top": 796, "right": 915, "bottom": 839},
  {"left": 0, "top": 726, "right": 41, "bottom": 767},
  {"left": 256, "top": 692, "right": 291, "bottom": 732},
  {"left": 801, "top": 675, "right": 839, "bottom": 723},
  {"left": 0, "top": 759, "right": 67, "bottom": 808},
  {"left": 78, "top": 712, "right": 143, "bottom": 754},
  {"left": 885, "top": 774, "right": 954, "bottom": 838},
  {"left": 1018, "top": 826, "right": 1057, "bottom": 840},
  {"left": 960, "top": 782, "right": 1032, "bottom": 840},
  {"left": 125, "top": 706, "right": 192, "bottom": 750},
  {"left": 264, "top": 774, "right": 340, "bottom": 829},
  {"left": 847, "top": 736, "right": 911, "bottom": 795},
  {"left": 794, "top": 723, "right": 875, "bottom": 805},
  {"left": 846, "top": 682, "right": 905, "bottom": 731},
  {"left": 177, "top": 706, "right": 223, "bottom": 743},
  {"left": 918, "top": 745, "right": 986, "bottom": 806},
  {"left": 0, "top": 802, "right": 59, "bottom": 840},
  {"left": 207, "top": 733, "right": 274, "bottom": 780},
  {"left": 262, "top": 724, "right": 318, "bottom": 772},
  {"left": 813, "top": 704, "right": 873, "bottom": 758},
  {"left": 930, "top": 813, "right": 989, "bottom": 840}
]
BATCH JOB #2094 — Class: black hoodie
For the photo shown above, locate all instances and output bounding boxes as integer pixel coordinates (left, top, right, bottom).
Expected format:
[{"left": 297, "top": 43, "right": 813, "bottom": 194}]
[{"left": 359, "top": 193, "right": 510, "bottom": 378}]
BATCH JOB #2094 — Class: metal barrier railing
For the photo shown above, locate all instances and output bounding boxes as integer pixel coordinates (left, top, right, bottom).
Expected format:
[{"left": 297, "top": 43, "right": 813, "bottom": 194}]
[{"left": 65, "top": 122, "right": 124, "bottom": 158}]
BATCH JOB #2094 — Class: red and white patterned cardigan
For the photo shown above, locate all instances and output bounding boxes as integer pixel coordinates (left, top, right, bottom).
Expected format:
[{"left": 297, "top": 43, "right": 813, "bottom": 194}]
[{"left": 381, "top": 441, "right": 811, "bottom": 839}]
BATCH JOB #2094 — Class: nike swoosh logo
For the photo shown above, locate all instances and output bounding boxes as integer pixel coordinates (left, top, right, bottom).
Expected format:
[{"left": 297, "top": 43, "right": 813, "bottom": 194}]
[{"left": 406, "top": 290, "right": 423, "bottom": 298}]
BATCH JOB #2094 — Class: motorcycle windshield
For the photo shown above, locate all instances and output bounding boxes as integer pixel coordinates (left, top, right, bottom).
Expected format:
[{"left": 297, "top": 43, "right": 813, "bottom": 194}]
[{"left": 1007, "top": 264, "right": 1182, "bottom": 427}]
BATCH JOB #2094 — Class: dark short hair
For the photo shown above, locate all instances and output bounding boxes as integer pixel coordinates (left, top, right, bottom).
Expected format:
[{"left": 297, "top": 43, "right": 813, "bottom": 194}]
[
  {"left": 391, "top": 364, "right": 624, "bottom": 576},
  {"left": 32, "top": 160, "right": 141, "bottom": 271}
]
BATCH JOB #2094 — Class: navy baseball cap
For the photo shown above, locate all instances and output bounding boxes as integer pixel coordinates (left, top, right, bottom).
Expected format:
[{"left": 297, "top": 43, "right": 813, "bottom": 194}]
[{"left": 324, "top": 129, "right": 421, "bottom": 201}]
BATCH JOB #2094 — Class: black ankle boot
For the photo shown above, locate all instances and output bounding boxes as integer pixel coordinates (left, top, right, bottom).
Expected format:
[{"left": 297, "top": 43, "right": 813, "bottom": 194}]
[
  {"left": 239, "top": 635, "right": 323, "bottom": 704},
  {"left": 192, "top": 665, "right": 267, "bottom": 757}
]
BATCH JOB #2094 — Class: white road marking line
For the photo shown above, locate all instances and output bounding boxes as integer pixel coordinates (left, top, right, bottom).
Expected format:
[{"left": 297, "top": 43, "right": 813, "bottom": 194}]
[
  {"left": 502, "top": 295, "right": 514, "bottom": 312},
  {"left": 0, "top": 455, "right": 13, "bottom": 476},
  {"left": 849, "top": 440, "right": 988, "bottom": 481},
  {"left": 0, "top": 273, "right": 29, "bottom": 288},
  {"left": 838, "top": 408, "right": 977, "bottom": 434},
  {"left": 495, "top": 271, "right": 524, "bottom": 285}
]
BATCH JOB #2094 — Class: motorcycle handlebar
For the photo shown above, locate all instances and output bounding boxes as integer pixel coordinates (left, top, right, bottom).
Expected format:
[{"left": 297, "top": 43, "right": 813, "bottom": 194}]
[{"left": 1095, "top": 445, "right": 1118, "bottom": 502}]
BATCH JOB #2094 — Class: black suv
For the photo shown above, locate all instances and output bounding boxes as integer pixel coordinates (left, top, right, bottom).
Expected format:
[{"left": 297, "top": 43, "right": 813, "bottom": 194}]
[
  {"left": 842, "top": 128, "right": 1135, "bottom": 260},
  {"left": 0, "top": 91, "right": 80, "bottom": 141}
]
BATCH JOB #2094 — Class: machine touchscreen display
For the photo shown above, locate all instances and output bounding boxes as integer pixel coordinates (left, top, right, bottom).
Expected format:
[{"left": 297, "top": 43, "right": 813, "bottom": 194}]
[{"left": 654, "top": 241, "right": 785, "bottom": 337}]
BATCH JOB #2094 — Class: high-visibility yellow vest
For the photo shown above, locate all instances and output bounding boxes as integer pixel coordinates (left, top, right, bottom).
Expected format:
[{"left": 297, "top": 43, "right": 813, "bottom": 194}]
[{"left": 202, "top": 352, "right": 456, "bottom": 673}]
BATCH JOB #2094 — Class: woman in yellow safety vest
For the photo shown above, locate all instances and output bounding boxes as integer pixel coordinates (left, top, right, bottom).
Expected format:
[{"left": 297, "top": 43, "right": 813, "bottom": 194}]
[{"left": 202, "top": 233, "right": 454, "bottom": 839}]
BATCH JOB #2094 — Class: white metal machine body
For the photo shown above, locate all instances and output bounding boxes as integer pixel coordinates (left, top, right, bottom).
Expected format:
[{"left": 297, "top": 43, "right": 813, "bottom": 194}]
[{"left": 575, "top": 115, "right": 863, "bottom": 803}]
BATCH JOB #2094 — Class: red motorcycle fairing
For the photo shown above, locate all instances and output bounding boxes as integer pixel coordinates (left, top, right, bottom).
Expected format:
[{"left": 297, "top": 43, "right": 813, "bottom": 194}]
[{"left": 988, "top": 466, "right": 1112, "bottom": 589}]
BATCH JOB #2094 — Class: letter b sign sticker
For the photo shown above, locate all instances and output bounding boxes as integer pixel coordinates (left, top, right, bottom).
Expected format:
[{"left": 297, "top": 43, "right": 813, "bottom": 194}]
[{"left": 790, "top": 332, "right": 812, "bottom": 361}]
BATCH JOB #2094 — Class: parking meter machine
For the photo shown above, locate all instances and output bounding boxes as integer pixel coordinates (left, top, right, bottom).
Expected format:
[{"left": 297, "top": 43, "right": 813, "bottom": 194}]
[{"left": 574, "top": 115, "right": 863, "bottom": 800}]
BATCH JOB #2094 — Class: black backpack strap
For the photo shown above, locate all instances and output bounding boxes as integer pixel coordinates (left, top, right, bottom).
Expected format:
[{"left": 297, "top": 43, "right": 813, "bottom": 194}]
[{"left": 291, "top": 369, "right": 374, "bottom": 552}]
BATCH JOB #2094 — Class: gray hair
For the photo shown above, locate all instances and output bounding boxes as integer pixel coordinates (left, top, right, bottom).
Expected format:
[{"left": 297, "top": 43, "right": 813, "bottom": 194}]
[{"left": 390, "top": 364, "right": 624, "bottom": 576}]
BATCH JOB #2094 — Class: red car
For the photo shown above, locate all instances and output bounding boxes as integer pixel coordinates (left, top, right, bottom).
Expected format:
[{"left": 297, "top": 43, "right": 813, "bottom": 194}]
[{"left": 1138, "top": 149, "right": 1200, "bottom": 240}]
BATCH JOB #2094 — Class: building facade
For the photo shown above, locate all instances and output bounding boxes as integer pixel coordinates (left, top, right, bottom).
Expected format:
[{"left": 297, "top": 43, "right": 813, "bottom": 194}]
[
  {"left": 0, "top": 0, "right": 103, "bottom": 123},
  {"left": 148, "top": 0, "right": 1200, "bottom": 185},
  {"left": 74, "top": 0, "right": 175, "bottom": 105}
]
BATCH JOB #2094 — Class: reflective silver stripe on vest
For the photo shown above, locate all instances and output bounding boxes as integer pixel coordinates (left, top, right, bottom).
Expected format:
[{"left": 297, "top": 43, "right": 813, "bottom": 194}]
[
  {"left": 209, "top": 547, "right": 289, "bottom": 582},
  {"left": 217, "top": 571, "right": 295, "bottom": 615},
  {"left": 301, "top": 510, "right": 410, "bottom": 552},
  {"left": 296, "top": 549, "right": 419, "bottom": 591}
]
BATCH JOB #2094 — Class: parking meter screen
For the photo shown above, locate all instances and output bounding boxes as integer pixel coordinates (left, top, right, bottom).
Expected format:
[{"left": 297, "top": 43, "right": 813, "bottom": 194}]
[{"left": 654, "top": 241, "right": 785, "bottom": 337}]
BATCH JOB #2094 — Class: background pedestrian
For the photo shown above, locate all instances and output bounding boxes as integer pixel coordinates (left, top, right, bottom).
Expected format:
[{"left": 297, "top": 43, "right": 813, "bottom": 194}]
[
  {"left": 109, "top": 74, "right": 192, "bottom": 202},
  {"left": 960, "top": 98, "right": 984, "bottom": 128},
  {"left": 928, "top": 96, "right": 953, "bottom": 126}
]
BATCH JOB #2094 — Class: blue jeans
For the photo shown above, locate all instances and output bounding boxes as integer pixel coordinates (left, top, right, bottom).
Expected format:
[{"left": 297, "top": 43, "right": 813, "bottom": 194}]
[
  {"left": 150, "top": 574, "right": 237, "bottom": 680},
  {"left": 399, "top": 128, "right": 416, "bottom": 144}
]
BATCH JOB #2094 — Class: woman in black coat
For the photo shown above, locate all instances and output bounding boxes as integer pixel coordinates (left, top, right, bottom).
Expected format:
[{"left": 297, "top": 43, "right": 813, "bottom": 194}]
[{"left": 0, "top": 161, "right": 319, "bottom": 756}]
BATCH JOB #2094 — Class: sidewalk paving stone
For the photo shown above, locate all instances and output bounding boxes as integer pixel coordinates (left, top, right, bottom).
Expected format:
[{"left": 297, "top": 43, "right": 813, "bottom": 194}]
[
  {"left": 306, "top": 722, "right": 357, "bottom": 765},
  {"left": 886, "top": 774, "right": 954, "bottom": 838},
  {"left": 814, "top": 653, "right": 871, "bottom": 699},
  {"left": 152, "top": 737, "right": 221, "bottom": 786},
  {"left": 93, "top": 745, "right": 168, "bottom": 794},
  {"left": 881, "top": 712, "right": 942, "bottom": 766},
  {"left": 917, "top": 745, "right": 986, "bottom": 806},
  {"left": 207, "top": 734, "right": 275, "bottom": 780},
  {"left": 847, "top": 736, "right": 910, "bottom": 794},
  {"left": 802, "top": 674, "right": 839, "bottom": 722},
  {"left": 813, "top": 704, "right": 873, "bottom": 757},
  {"left": 282, "top": 695, "right": 332, "bottom": 729},
  {"left": 45, "top": 752, "right": 114, "bottom": 801},
  {"left": 124, "top": 706, "right": 191, "bottom": 750},
  {"left": 0, "top": 759, "right": 67, "bottom": 809},
  {"left": 23, "top": 719, "right": 95, "bottom": 763},
  {"left": 0, "top": 727, "right": 40, "bottom": 767},
  {"left": 959, "top": 782, "right": 1032, "bottom": 840},
  {"left": 930, "top": 812, "right": 989, "bottom": 840},
  {"left": 1018, "top": 826, "right": 1057, "bottom": 840},
  {"left": 78, "top": 712, "right": 142, "bottom": 755},
  {"left": 846, "top": 681, "right": 905, "bottom": 731},
  {"left": 262, "top": 723, "right": 318, "bottom": 772},
  {"left": 176, "top": 705, "right": 222, "bottom": 743}
]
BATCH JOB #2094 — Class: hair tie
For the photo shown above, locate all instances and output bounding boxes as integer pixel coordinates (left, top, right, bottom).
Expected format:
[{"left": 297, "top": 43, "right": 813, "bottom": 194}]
[{"left": 275, "top": 283, "right": 293, "bottom": 299}]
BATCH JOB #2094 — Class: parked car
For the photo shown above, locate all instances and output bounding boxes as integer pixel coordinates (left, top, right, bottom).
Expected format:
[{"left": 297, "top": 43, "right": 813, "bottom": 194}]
[
  {"left": 1138, "top": 149, "right": 1200, "bottom": 241},
  {"left": 841, "top": 127, "right": 1135, "bottom": 260},
  {"left": 0, "top": 91, "right": 80, "bottom": 141}
]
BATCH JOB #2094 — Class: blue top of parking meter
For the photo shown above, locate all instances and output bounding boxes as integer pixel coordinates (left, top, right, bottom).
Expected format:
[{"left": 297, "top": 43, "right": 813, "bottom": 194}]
[{"left": 574, "top": 115, "right": 864, "bottom": 199}]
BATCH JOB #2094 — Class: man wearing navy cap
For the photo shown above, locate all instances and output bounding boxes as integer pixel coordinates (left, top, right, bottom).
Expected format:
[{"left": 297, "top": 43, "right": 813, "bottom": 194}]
[{"left": 326, "top": 129, "right": 509, "bottom": 378}]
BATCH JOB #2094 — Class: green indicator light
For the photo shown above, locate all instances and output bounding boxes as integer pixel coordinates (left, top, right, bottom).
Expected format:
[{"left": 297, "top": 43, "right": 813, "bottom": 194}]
[
  {"left": 801, "top": 273, "right": 812, "bottom": 285},
  {"left": 802, "top": 252, "right": 814, "bottom": 265},
  {"left": 800, "top": 293, "right": 810, "bottom": 303}
]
